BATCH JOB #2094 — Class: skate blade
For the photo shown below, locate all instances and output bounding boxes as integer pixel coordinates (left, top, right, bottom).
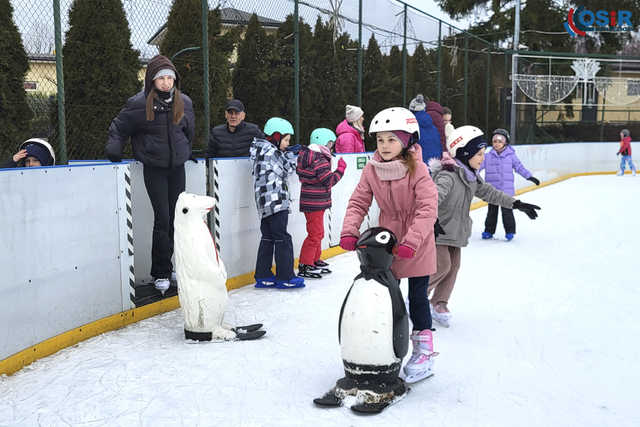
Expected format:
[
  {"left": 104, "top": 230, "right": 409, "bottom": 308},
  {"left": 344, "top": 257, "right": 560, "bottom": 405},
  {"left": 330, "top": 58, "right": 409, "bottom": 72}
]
[{"left": 404, "top": 371, "right": 434, "bottom": 384}]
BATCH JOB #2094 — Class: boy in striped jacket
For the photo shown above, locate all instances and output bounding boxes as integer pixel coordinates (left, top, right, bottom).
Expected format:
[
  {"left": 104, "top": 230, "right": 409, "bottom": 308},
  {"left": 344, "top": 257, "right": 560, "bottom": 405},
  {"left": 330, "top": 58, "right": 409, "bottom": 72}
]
[{"left": 296, "top": 128, "right": 347, "bottom": 278}]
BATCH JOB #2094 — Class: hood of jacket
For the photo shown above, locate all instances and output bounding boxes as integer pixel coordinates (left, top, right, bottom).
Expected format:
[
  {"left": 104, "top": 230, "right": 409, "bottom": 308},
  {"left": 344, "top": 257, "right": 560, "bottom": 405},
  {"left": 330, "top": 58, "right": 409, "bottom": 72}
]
[{"left": 426, "top": 101, "right": 443, "bottom": 115}]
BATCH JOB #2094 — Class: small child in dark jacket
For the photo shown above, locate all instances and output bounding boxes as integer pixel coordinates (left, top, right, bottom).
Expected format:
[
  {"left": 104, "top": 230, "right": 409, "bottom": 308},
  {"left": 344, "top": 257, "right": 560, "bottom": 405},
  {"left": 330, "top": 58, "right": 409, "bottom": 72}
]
[
  {"left": 250, "top": 117, "right": 304, "bottom": 289},
  {"left": 479, "top": 128, "right": 540, "bottom": 241},
  {"left": 296, "top": 128, "right": 346, "bottom": 278}
]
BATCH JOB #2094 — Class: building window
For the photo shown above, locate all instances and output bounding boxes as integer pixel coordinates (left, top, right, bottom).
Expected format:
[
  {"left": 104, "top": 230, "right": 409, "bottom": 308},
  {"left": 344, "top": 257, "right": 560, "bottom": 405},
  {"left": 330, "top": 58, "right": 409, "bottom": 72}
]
[
  {"left": 24, "top": 81, "right": 38, "bottom": 91},
  {"left": 627, "top": 79, "right": 640, "bottom": 96}
]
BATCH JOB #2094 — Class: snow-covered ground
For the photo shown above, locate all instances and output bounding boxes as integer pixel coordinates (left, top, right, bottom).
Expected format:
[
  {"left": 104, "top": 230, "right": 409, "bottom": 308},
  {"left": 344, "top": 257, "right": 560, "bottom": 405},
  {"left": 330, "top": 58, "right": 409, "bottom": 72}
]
[{"left": 1, "top": 175, "right": 638, "bottom": 426}]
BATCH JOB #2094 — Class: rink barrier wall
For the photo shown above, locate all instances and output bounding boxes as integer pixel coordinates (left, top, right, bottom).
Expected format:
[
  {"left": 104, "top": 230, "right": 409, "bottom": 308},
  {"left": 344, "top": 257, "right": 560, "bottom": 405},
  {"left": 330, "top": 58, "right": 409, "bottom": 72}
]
[{"left": 0, "top": 141, "right": 631, "bottom": 375}]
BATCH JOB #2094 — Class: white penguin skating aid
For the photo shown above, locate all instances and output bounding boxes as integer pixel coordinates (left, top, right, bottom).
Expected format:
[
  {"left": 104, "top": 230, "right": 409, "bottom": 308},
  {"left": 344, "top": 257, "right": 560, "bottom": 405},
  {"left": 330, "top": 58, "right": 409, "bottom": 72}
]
[
  {"left": 173, "top": 192, "right": 266, "bottom": 341},
  {"left": 313, "top": 228, "right": 410, "bottom": 415}
]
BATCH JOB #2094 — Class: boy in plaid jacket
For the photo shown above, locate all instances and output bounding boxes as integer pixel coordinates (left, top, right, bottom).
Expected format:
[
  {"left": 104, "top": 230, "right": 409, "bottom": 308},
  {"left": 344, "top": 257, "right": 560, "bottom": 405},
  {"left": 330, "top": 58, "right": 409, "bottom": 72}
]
[{"left": 250, "top": 117, "right": 305, "bottom": 289}]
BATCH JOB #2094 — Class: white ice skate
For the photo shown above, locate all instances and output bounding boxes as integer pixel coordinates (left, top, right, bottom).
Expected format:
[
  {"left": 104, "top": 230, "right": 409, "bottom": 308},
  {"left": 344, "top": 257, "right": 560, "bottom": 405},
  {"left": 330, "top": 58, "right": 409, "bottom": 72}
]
[
  {"left": 430, "top": 303, "right": 451, "bottom": 328},
  {"left": 403, "top": 329, "right": 438, "bottom": 384},
  {"left": 154, "top": 278, "right": 170, "bottom": 295}
]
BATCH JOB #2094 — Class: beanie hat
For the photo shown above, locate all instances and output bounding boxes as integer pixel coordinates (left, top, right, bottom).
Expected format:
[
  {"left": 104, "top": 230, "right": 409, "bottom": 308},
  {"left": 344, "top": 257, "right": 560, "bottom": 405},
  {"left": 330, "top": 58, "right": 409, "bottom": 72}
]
[
  {"left": 144, "top": 55, "right": 180, "bottom": 95},
  {"left": 392, "top": 131, "right": 413, "bottom": 148},
  {"left": 153, "top": 68, "right": 176, "bottom": 81},
  {"left": 409, "top": 94, "right": 426, "bottom": 112},
  {"left": 346, "top": 105, "right": 364, "bottom": 123},
  {"left": 454, "top": 135, "right": 487, "bottom": 162},
  {"left": 621, "top": 129, "right": 631, "bottom": 137},
  {"left": 25, "top": 143, "right": 54, "bottom": 166}
]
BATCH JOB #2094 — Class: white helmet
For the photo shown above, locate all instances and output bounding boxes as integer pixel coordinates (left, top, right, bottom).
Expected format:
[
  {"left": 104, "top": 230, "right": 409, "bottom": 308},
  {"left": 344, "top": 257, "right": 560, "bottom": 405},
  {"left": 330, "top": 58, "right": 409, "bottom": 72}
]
[
  {"left": 446, "top": 125, "right": 484, "bottom": 158},
  {"left": 18, "top": 138, "right": 56, "bottom": 165},
  {"left": 369, "top": 107, "right": 420, "bottom": 141}
]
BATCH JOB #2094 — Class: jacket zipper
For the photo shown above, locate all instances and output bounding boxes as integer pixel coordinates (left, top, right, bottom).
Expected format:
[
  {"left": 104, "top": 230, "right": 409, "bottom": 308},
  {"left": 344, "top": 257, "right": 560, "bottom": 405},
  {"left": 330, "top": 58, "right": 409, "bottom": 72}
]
[{"left": 164, "top": 103, "right": 174, "bottom": 168}]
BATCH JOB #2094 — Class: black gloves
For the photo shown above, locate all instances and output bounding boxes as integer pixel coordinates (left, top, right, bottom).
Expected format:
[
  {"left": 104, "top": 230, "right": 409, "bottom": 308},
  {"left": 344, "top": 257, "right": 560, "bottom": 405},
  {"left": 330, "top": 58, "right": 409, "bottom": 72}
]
[
  {"left": 286, "top": 144, "right": 302, "bottom": 154},
  {"left": 527, "top": 177, "right": 540, "bottom": 186},
  {"left": 513, "top": 199, "right": 541, "bottom": 219},
  {"left": 434, "top": 219, "right": 446, "bottom": 237}
]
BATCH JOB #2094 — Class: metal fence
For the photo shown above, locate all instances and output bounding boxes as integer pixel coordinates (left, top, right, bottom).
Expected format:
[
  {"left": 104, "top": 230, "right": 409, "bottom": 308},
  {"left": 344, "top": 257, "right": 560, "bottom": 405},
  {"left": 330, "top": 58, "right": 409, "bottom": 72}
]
[{"left": 8, "top": 0, "right": 508, "bottom": 162}]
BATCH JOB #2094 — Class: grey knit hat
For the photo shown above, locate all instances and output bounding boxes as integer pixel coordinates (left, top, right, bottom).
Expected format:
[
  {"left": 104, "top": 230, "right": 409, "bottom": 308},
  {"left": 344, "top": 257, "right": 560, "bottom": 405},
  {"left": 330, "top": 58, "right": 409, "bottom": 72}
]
[
  {"left": 346, "top": 105, "right": 364, "bottom": 122},
  {"left": 621, "top": 129, "right": 631, "bottom": 137},
  {"left": 409, "top": 94, "right": 426, "bottom": 112}
]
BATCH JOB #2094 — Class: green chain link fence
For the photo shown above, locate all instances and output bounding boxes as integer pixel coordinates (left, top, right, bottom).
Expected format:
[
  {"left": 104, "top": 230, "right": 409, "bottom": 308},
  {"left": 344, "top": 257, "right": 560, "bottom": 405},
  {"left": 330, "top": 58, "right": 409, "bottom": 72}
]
[{"left": 6, "top": 0, "right": 506, "bottom": 162}]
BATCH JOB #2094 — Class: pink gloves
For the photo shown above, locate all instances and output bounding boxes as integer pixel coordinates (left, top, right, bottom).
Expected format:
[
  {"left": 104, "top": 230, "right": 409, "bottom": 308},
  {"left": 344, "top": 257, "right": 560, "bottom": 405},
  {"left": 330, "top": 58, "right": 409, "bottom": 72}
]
[
  {"left": 337, "top": 157, "right": 347, "bottom": 173},
  {"left": 340, "top": 236, "right": 358, "bottom": 251},
  {"left": 395, "top": 245, "right": 415, "bottom": 259}
]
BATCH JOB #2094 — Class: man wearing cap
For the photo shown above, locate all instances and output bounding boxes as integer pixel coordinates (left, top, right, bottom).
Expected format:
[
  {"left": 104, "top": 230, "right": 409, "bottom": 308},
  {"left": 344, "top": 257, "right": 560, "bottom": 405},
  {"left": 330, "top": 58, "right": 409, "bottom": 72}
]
[
  {"left": 2, "top": 138, "right": 55, "bottom": 168},
  {"left": 208, "top": 99, "right": 264, "bottom": 158}
]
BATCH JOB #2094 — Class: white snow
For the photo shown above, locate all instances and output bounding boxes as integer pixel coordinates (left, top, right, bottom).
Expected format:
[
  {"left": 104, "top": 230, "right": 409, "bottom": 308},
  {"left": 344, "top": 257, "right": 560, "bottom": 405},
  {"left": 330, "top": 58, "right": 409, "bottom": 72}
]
[{"left": 1, "top": 175, "right": 639, "bottom": 426}]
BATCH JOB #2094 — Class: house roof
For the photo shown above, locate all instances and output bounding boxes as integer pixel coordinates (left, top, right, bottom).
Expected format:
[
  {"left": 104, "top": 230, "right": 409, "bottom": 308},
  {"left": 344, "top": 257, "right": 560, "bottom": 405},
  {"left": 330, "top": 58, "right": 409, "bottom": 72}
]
[{"left": 147, "top": 7, "right": 282, "bottom": 47}]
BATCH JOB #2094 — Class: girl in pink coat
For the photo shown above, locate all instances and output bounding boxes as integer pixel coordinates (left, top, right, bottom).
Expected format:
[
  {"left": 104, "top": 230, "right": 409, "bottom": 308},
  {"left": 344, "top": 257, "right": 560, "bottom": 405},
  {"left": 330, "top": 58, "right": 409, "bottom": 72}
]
[{"left": 340, "top": 107, "right": 440, "bottom": 382}]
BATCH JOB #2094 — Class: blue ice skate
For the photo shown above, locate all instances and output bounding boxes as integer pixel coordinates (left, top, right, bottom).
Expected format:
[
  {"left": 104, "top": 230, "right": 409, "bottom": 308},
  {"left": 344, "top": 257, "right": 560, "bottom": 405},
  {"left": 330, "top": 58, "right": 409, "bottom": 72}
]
[
  {"left": 275, "top": 276, "right": 305, "bottom": 289},
  {"left": 481, "top": 232, "right": 493, "bottom": 240},
  {"left": 505, "top": 233, "right": 514, "bottom": 241},
  {"left": 255, "top": 275, "right": 277, "bottom": 288}
]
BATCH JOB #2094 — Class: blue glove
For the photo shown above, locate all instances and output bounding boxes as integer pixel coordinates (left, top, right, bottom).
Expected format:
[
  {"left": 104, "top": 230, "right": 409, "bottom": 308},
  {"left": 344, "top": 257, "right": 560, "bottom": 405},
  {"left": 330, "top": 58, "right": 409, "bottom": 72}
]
[{"left": 286, "top": 144, "right": 302, "bottom": 154}]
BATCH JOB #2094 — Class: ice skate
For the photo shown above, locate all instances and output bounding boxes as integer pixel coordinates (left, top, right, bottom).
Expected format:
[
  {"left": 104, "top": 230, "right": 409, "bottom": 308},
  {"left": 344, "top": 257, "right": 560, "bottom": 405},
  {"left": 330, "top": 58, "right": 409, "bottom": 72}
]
[
  {"left": 154, "top": 278, "right": 170, "bottom": 295},
  {"left": 275, "top": 276, "right": 305, "bottom": 289},
  {"left": 430, "top": 303, "right": 451, "bottom": 328},
  {"left": 314, "top": 259, "right": 330, "bottom": 267},
  {"left": 482, "top": 231, "right": 493, "bottom": 240},
  {"left": 505, "top": 233, "right": 514, "bottom": 241},
  {"left": 255, "top": 275, "right": 277, "bottom": 288},
  {"left": 403, "top": 329, "right": 437, "bottom": 384},
  {"left": 298, "top": 264, "right": 322, "bottom": 279}
]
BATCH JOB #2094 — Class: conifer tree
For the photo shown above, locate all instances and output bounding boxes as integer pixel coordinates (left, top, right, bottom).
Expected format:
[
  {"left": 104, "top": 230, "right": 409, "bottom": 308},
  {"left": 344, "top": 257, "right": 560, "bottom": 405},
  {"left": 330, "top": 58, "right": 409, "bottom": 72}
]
[
  {"left": 386, "top": 45, "right": 402, "bottom": 106},
  {"left": 161, "top": 1, "right": 239, "bottom": 149},
  {"left": 63, "top": 0, "right": 139, "bottom": 160},
  {"left": 362, "top": 35, "right": 391, "bottom": 149},
  {"left": 232, "top": 14, "right": 275, "bottom": 130},
  {"left": 270, "top": 14, "right": 313, "bottom": 142},
  {"left": 407, "top": 43, "right": 436, "bottom": 101},
  {"left": 0, "top": 0, "right": 33, "bottom": 159}
]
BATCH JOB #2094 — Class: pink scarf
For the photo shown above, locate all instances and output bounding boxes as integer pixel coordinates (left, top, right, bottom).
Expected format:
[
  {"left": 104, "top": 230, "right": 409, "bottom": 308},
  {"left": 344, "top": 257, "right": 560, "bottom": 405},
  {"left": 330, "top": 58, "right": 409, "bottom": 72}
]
[{"left": 369, "top": 158, "right": 408, "bottom": 181}]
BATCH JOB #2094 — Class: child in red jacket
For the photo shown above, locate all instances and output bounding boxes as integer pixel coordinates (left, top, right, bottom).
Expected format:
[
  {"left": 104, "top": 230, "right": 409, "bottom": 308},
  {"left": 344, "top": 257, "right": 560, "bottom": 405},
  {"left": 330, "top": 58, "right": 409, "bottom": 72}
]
[
  {"left": 296, "top": 128, "right": 346, "bottom": 278},
  {"left": 617, "top": 129, "right": 636, "bottom": 176}
]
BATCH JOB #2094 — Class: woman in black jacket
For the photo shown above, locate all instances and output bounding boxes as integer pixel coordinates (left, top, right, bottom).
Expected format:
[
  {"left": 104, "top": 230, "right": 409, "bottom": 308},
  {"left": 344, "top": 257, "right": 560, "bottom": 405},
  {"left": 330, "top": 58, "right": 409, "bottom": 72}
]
[{"left": 106, "top": 55, "right": 195, "bottom": 294}]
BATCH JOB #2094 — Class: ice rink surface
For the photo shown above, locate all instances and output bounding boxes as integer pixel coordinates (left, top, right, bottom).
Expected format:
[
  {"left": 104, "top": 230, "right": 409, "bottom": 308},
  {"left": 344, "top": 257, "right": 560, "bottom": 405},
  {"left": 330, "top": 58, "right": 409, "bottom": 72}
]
[{"left": 1, "top": 175, "right": 638, "bottom": 426}]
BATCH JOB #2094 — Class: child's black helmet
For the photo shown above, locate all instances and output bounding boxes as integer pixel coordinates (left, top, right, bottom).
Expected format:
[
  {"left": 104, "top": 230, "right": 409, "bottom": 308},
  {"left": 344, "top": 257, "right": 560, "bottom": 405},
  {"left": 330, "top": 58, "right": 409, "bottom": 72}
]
[{"left": 492, "top": 128, "right": 510, "bottom": 144}]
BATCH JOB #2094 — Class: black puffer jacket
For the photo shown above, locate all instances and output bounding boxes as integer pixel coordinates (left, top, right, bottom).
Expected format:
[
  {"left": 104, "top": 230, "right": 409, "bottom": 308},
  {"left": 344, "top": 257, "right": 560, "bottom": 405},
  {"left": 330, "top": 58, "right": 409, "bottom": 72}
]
[
  {"left": 105, "top": 91, "right": 195, "bottom": 168},
  {"left": 208, "top": 121, "right": 264, "bottom": 158}
]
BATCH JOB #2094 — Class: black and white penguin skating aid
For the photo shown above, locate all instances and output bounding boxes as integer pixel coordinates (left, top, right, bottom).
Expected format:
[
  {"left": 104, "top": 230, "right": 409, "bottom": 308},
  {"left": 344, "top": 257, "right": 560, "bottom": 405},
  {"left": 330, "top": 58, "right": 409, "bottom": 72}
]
[
  {"left": 313, "top": 228, "right": 409, "bottom": 414},
  {"left": 173, "top": 192, "right": 265, "bottom": 341}
]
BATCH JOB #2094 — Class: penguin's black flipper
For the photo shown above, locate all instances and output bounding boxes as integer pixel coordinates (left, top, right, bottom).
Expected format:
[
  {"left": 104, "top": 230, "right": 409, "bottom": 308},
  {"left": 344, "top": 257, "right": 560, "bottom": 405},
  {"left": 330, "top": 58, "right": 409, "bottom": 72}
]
[
  {"left": 350, "top": 401, "right": 390, "bottom": 415},
  {"left": 385, "top": 272, "right": 409, "bottom": 359},
  {"left": 231, "top": 324, "right": 263, "bottom": 333},
  {"left": 313, "top": 390, "right": 342, "bottom": 408},
  {"left": 235, "top": 329, "right": 266, "bottom": 340}
]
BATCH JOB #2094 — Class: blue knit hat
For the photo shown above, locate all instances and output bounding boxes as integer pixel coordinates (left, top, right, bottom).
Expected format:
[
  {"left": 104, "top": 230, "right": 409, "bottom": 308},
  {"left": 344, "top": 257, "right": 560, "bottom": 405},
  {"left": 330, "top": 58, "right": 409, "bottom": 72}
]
[{"left": 25, "top": 143, "right": 54, "bottom": 166}]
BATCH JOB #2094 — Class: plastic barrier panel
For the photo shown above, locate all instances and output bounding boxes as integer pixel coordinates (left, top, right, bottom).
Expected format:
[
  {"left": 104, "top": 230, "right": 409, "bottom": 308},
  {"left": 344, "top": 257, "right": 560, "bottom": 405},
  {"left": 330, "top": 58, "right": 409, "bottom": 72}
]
[{"left": 0, "top": 164, "right": 127, "bottom": 360}]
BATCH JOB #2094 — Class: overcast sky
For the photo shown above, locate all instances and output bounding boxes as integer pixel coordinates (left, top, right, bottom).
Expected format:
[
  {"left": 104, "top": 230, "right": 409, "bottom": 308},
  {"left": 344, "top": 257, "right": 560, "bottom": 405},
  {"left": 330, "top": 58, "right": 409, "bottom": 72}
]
[{"left": 12, "top": 0, "right": 474, "bottom": 58}]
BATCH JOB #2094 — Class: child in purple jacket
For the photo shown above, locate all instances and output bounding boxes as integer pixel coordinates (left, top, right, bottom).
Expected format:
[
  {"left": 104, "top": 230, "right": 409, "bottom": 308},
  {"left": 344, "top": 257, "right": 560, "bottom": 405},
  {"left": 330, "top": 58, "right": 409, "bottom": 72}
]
[{"left": 480, "top": 129, "right": 540, "bottom": 241}]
